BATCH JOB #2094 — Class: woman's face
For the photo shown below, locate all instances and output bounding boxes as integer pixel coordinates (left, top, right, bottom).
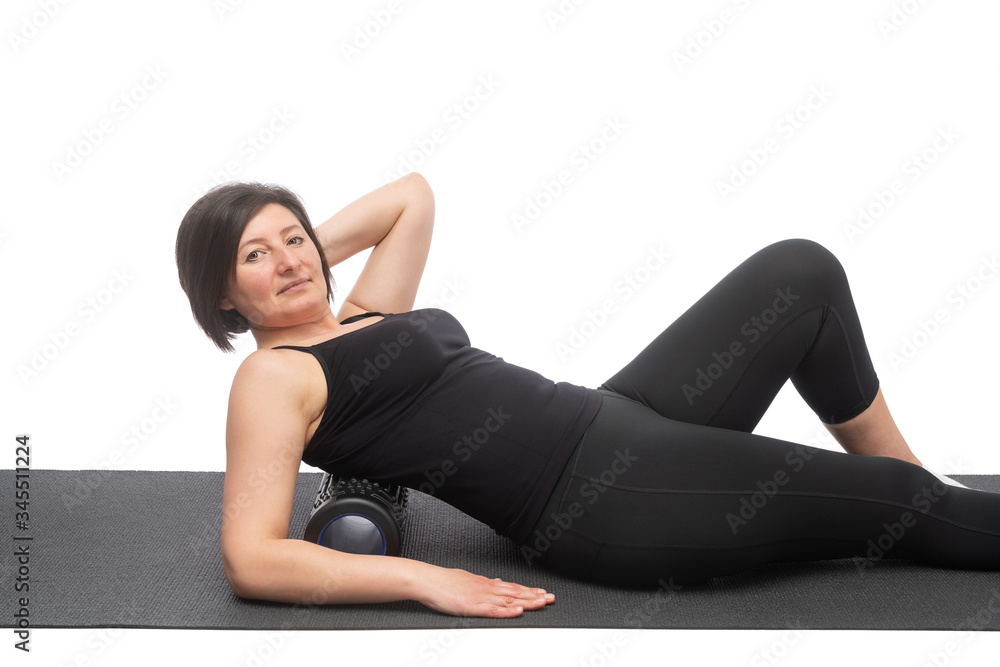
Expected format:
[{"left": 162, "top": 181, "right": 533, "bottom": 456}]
[{"left": 218, "top": 203, "right": 328, "bottom": 329}]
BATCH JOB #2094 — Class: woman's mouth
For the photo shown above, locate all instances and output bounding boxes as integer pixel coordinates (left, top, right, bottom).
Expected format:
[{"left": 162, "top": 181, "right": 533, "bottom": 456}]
[{"left": 279, "top": 278, "right": 308, "bottom": 294}]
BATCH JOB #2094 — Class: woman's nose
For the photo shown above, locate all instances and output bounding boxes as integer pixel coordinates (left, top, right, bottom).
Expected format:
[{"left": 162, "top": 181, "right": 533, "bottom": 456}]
[{"left": 274, "top": 245, "right": 302, "bottom": 271}]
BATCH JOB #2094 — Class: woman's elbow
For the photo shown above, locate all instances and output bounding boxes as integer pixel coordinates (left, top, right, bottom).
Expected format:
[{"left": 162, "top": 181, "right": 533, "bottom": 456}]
[
  {"left": 222, "top": 549, "right": 263, "bottom": 600},
  {"left": 405, "top": 171, "right": 435, "bottom": 208},
  {"left": 404, "top": 170, "right": 431, "bottom": 191}
]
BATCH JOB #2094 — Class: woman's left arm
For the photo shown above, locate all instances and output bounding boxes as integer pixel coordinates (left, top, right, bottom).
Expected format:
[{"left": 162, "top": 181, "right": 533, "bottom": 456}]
[{"left": 313, "top": 172, "right": 435, "bottom": 320}]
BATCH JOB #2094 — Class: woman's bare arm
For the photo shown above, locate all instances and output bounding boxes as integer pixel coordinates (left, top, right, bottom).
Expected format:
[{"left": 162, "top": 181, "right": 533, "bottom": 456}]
[
  {"left": 312, "top": 172, "right": 435, "bottom": 320},
  {"left": 232, "top": 539, "right": 554, "bottom": 617},
  {"left": 220, "top": 351, "right": 554, "bottom": 617}
]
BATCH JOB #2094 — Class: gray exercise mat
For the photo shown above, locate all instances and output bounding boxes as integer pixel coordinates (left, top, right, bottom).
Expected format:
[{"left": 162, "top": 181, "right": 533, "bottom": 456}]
[{"left": 2, "top": 469, "right": 999, "bottom": 631}]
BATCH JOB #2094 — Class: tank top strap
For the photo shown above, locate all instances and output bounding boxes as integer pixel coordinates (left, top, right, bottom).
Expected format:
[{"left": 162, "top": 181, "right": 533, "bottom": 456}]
[
  {"left": 271, "top": 311, "right": 392, "bottom": 351},
  {"left": 340, "top": 311, "right": 391, "bottom": 325}
]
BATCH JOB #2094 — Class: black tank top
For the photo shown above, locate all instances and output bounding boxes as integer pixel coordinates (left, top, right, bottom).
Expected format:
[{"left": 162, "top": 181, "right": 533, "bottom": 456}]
[{"left": 273, "top": 308, "right": 603, "bottom": 544}]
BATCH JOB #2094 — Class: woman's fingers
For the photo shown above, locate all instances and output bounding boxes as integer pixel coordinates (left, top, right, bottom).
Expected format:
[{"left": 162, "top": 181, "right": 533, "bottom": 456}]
[
  {"left": 420, "top": 568, "right": 555, "bottom": 617},
  {"left": 480, "top": 580, "right": 555, "bottom": 615}
]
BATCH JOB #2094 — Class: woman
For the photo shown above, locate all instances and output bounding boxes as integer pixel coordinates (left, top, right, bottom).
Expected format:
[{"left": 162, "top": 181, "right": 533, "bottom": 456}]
[{"left": 175, "top": 172, "right": 1000, "bottom": 618}]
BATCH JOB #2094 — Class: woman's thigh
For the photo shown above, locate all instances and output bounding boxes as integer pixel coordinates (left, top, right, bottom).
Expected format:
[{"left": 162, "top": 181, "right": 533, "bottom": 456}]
[
  {"left": 598, "top": 239, "right": 879, "bottom": 431},
  {"left": 523, "top": 391, "right": 1000, "bottom": 586}
]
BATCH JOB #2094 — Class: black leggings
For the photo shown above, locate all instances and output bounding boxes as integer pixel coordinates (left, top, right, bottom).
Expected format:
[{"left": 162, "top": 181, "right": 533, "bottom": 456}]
[{"left": 523, "top": 239, "right": 1000, "bottom": 586}]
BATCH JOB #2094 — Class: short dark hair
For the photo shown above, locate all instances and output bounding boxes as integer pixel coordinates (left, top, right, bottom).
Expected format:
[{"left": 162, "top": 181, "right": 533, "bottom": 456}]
[{"left": 175, "top": 182, "right": 335, "bottom": 353}]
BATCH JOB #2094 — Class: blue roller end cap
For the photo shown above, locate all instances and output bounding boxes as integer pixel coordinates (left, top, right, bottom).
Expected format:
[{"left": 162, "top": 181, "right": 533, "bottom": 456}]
[{"left": 317, "top": 514, "right": 387, "bottom": 555}]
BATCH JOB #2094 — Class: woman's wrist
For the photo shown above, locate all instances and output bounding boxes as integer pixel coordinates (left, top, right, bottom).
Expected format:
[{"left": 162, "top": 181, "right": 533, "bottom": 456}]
[
  {"left": 398, "top": 557, "right": 437, "bottom": 606},
  {"left": 314, "top": 172, "right": 431, "bottom": 268}
]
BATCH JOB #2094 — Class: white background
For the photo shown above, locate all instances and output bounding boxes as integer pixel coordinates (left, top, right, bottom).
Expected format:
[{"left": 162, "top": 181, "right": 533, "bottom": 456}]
[{"left": 3, "top": 0, "right": 1000, "bottom": 664}]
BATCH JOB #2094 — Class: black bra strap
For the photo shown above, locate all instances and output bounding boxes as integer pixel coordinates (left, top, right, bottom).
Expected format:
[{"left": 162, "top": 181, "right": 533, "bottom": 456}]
[
  {"left": 272, "top": 312, "right": 391, "bottom": 350},
  {"left": 340, "top": 311, "right": 390, "bottom": 325}
]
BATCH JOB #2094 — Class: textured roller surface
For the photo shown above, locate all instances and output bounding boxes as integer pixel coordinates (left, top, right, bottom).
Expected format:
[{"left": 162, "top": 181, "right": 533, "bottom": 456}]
[
  {"left": 304, "top": 474, "right": 408, "bottom": 554},
  {"left": 1, "top": 469, "right": 999, "bottom": 631}
]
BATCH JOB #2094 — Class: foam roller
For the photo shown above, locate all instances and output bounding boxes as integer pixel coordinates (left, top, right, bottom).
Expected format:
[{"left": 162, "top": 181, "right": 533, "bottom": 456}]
[{"left": 303, "top": 474, "right": 408, "bottom": 556}]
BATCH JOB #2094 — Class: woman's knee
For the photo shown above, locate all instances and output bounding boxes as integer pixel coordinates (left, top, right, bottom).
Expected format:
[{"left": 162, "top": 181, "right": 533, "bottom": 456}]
[
  {"left": 756, "top": 238, "right": 850, "bottom": 301},
  {"left": 763, "top": 238, "right": 843, "bottom": 273}
]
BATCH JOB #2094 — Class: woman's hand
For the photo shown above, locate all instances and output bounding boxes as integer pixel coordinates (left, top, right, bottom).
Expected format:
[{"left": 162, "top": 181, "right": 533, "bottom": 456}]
[
  {"left": 312, "top": 172, "right": 435, "bottom": 321},
  {"left": 416, "top": 566, "right": 555, "bottom": 618}
]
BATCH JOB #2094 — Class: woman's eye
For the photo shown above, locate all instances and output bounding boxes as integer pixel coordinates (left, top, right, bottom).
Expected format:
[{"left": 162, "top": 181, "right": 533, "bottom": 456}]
[{"left": 245, "top": 237, "right": 303, "bottom": 262}]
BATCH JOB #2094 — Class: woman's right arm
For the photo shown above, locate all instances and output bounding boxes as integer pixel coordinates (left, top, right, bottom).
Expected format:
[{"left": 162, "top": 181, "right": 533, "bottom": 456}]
[{"left": 220, "top": 352, "right": 554, "bottom": 617}]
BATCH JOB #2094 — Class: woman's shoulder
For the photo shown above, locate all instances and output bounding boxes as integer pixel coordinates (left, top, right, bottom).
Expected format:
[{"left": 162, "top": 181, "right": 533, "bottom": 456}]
[{"left": 230, "top": 347, "right": 315, "bottom": 395}]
